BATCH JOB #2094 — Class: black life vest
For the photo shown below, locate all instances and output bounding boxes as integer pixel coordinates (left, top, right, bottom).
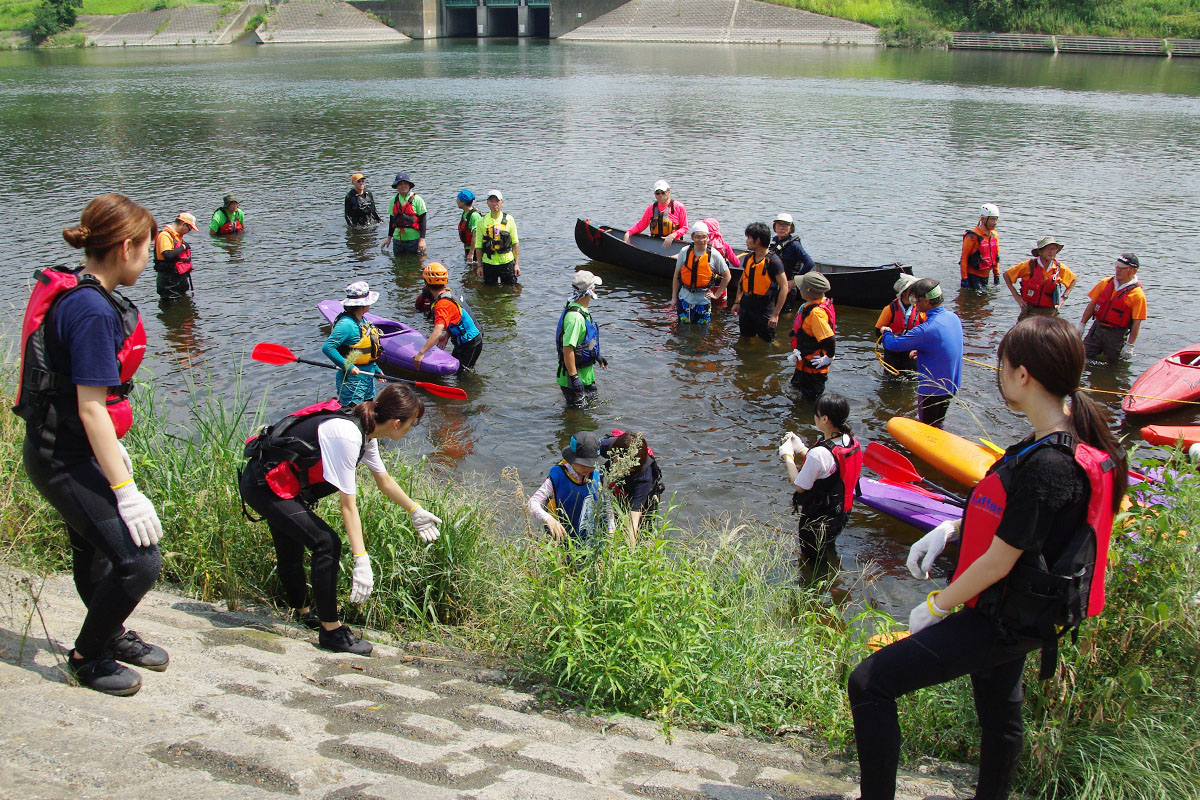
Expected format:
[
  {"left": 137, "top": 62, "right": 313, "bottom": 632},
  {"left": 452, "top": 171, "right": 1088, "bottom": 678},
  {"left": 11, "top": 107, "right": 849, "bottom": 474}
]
[
  {"left": 482, "top": 213, "right": 514, "bottom": 255},
  {"left": 14, "top": 267, "right": 145, "bottom": 460},
  {"left": 243, "top": 398, "right": 366, "bottom": 505},
  {"left": 649, "top": 201, "right": 677, "bottom": 238},
  {"left": 458, "top": 207, "right": 478, "bottom": 246},
  {"left": 952, "top": 433, "right": 1116, "bottom": 679},
  {"left": 792, "top": 298, "right": 837, "bottom": 373},
  {"left": 155, "top": 228, "right": 192, "bottom": 275},
  {"left": 769, "top": 234, "right": 803, "bottom": 276},
  {"left": 963, "top": 228, "right": 998, "bottom": 277},
  {"left": 390, "top": 193, "right": 421, "bottom": 232},
  {"left": 792, "top": 434, "right": 863, "bottom": 519},
  {"left": 1094, "top": 278, "right": 1140, "bottom": 329}
]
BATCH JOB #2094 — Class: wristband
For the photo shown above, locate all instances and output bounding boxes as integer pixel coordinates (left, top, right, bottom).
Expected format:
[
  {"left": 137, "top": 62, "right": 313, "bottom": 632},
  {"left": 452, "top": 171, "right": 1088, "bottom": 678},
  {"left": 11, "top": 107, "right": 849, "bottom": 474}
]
[
  {"left": 408, "top": 503, "right": 421, "bottom": 515},
  {"left": 782, "top": 453, "right": 795, "bottom": 461},
  {"left": 110, "top": 478, "right": 134, "bottom": 491},
  {"left": 353, "top": 551, "right": 367, "bottom": 558},
  {"left": 926, "top": 590, "right": 950, "bottom": 618}
]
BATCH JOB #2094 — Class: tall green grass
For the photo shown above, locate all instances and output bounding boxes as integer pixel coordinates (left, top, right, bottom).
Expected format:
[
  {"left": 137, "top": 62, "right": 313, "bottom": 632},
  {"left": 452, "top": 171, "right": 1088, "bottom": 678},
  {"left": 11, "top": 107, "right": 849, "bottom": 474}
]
[{"left": 1, "top": 372, "right": 1198, "bottom": 799}]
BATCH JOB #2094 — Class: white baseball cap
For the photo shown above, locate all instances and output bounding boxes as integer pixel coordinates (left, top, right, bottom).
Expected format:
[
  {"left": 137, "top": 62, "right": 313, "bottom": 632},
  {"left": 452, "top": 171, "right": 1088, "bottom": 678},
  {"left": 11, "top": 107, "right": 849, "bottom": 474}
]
[
  {"left": 773, "top": 213, "right": 794, "bottom": 225},
  {"left": 689, "top": 221, "right": 709, "bottom": 236},
  {"left": 487, "top": 189, "right": 504, "bottom": 201},
  {"left": 653, "top": 180, "right": 670, "bottom": 193}
]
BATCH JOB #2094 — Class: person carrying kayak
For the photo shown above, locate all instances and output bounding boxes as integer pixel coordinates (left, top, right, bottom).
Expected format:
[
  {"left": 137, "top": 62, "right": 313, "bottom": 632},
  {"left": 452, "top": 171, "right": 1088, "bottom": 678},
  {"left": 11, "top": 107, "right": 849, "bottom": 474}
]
[
  {"left": 379, "top": 172, "right": 427, "bottom": 256},
  {"left": 788, "top": 272, "right": 837, "bottom": 402},
  {"left": 731, "top": 222, "right": 789, "bottom": 343},
  {"left": 413, "top": 262, "right": 483, "bottom": 375},
  {"left": 556, "top": 270, "right": 606, "bottom": 409},
  {"left": 16, "top": 194, "right": 166, "bottom": 696},
  {"left": 527, "top": 430, "right": 613, "bottom": 544},
  {"left": 880, "top": 278, "right": 963, "bottom": 430},
  {"left": 344, "top": 173, "right": 381, "bottom": 229},
  {"left": 874, "top": 274, "right": 925, "bottom": 374},
  {"left": 670, "top": 221, "right": 730, "bottom": 324},
  {"left": 322, "top": 281, "right": 383, "bottom": 406},
  {"left": 1078, "top": 253, "right": 1146, "bottom": 363},
  {"left": 699, "top": 217, "right": 739, "bottom": 308},
  {"left": 153, "top": 212, "right": 198, "bottom": 301},
  {"left": 769, "top": 212, "right": 814, "bottom": 311},
  {"left": 624, "top": 180, "right": 687, "bottom": 249},
  {"left": 209, "top": 193, "right": 244, "bottom": 236},
  {"left": 960, "top": 203, "right": 1000, "bottom": 296},
  {"left": 599, "top": 429, "right": 664, "bottom": 545},
  {"left": 778, "top": 393, "right": 863, "bottom": 570},
  {"left": 455, "top": 189, "right": 483, "bottom": 264},
  {"left": 848, "top": 315, "right": 1126, "bottom": 800},
  {"left": 1004, "top": 236, "right": 1075, "bottom": 321},
  {"left": 239, "top": 384, "right": 443, "bottom": 656},
  {"left": 473, "top": 189, "right": 520, "bottom": 285}
]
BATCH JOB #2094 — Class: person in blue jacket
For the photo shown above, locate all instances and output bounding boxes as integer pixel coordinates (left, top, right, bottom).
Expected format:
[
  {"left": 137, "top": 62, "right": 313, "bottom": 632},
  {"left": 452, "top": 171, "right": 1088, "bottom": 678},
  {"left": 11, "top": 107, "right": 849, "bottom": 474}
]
[
  {"left": 880, "top": 278, "right": 963, "bottom": 429},
  {"left": 322, "top": 281, "right": 383, "bottom": 406}
]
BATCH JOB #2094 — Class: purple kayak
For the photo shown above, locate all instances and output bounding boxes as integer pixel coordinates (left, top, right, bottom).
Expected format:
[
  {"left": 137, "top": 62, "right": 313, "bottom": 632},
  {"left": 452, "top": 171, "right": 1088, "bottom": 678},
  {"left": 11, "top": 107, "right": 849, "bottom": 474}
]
[
  {"left": 856, "top": 477, "right": 964, "bottom": 532},
  {"left": 318, "top": 300, "right": 459, "bottom": 377}
]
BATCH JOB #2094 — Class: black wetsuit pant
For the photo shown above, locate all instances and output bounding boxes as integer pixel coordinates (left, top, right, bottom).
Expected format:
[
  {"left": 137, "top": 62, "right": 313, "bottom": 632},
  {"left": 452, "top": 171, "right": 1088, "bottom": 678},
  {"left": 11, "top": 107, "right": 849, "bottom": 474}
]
[
  {"left": 453, "top": 334, "right": 483, "bottom": 374},
  {"left": 23, "top": 438, "right": 162, "bottom": 658},
  {"left": 481, "top": 262, "right": 517, "bottom": 285},
  {"left": 156, "top": 269, "right": 191, "bottom": 300},
  {"left": 238, "top": 462, "right": 342, "bottom": 624},
  {"left": 848, "top": 607, "right": 1038, "bottom": 800},
  {"left": 918, "top": 393, "right": 954, "bottom": 429},
  {"left": 737, "top": 295, "right": 776, "bottom": 342}
]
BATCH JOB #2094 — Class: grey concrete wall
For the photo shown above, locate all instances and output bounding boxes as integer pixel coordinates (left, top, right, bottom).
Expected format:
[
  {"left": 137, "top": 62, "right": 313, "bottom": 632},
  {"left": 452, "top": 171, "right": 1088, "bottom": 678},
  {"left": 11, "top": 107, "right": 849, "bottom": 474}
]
[
  {"left": 549, "top": 0, "right": 624, "bottom": 38},
  {"left": 349, "top": 0, "right": 440, "bottom": 38}
]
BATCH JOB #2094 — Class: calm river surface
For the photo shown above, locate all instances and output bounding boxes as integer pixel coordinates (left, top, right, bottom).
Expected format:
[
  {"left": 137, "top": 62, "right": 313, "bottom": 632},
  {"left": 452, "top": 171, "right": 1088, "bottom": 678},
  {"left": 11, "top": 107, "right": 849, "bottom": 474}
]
[{"left": 2, "top": 41, "right": 1199, "bottom": 611}]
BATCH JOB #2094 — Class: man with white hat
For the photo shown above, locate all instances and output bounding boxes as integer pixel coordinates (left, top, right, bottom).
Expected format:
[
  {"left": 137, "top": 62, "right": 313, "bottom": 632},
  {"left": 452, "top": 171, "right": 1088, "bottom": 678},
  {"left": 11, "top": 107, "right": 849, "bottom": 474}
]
[
  {"left": 769, "top": 212, "right": 814, "bottom": 312},
  {"left": 960, "top": 203, "right": 1000, "bottom": 297},
  {"left": 624, "top": 180, "right": 688, "bottom": 248},
  {"left": 556, "top": 271, "right": 607, "bottom": 408},
  {"left": 670, "top": 221, "right": 731, "bottom": 324},
  {"left": 473, "top": 189, "right": 519, "bottom": 285}
]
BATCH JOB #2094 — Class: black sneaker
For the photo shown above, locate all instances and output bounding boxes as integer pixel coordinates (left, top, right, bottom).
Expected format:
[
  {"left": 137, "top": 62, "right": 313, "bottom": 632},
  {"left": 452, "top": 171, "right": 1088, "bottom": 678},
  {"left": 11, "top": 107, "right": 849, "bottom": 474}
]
[
  {"left": 66, "top": 650, "right": 142, "bottom": 696},
  {"left": 106, "top": 630, "right": 170, "bottom": 672},
  {"left": 318, "top": 625, "right": 373, "bottom": 656},
  {"left": 292, "top": 609, "right": 321, "bottom": 630}
]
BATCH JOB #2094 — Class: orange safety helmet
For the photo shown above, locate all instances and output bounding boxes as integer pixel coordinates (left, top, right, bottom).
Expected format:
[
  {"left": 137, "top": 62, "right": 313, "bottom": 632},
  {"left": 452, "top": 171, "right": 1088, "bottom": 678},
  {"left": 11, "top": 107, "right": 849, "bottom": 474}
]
[{"left": 422, "top": 262, "right": 448, "bottom": 286}]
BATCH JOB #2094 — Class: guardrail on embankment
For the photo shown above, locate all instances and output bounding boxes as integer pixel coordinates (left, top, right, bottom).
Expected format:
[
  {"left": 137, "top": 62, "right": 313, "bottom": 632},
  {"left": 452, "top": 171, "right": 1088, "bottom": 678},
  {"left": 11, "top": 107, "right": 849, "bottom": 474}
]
[{"left": 952, "top": 32, "right": 1200, "bottom": 57}]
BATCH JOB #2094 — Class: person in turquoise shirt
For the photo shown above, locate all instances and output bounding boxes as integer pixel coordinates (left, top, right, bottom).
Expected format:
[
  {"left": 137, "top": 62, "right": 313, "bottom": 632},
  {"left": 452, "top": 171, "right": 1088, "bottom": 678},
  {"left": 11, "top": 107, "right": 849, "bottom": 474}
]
[
  {"left": 379, "top": 172, "right": 427, "bottom": 256},
  {"left": 322, "top": 281, "right": 383, "bottom": 405}
]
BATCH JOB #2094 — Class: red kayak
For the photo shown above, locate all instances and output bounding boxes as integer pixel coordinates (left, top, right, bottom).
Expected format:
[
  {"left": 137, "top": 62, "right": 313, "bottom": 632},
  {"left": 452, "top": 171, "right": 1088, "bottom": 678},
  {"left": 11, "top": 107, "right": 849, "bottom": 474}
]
[
  {"left": 1122, "top": 343, "right": 1200, "bottom": 415},
  {"left": 1140, "top": 425, "right": 1200, "bottom": 449}
]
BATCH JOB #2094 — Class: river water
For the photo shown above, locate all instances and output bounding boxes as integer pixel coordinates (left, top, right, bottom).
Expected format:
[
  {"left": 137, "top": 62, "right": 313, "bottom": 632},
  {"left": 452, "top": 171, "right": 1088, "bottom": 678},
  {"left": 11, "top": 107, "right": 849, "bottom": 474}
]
[{"left": 2, "top": 41, "right": 1199, "bottom": 612}]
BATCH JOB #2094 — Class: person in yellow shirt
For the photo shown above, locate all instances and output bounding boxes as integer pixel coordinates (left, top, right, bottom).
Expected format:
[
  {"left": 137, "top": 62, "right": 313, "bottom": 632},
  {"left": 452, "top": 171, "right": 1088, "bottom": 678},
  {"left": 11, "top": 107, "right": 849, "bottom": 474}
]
[
  {"left": 1078, "top": 253, "right": 1147, "bottom": 362},
  {"left": 1003, "top": 236, "right": 1075, "bottom": 321},
  {"left": 473, "top": 190, "right": 519, "bottom": 285},
  {"left": 788, "top": 272, "right": 836, "bottom": 401}
]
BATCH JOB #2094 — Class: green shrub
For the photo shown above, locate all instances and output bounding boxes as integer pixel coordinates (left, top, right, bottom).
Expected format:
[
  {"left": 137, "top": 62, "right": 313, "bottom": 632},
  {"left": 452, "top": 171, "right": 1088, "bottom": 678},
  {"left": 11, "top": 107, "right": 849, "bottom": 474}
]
[{"left": 29, "top": 0, "right": 81, "bottom": 43}]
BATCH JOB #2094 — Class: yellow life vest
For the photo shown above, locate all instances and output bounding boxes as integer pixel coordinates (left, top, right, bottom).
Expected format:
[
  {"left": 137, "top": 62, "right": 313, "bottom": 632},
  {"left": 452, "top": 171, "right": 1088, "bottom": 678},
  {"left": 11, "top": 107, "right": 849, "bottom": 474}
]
[{"left": 337, "top": 315, "right": 381, "bottom": 366}]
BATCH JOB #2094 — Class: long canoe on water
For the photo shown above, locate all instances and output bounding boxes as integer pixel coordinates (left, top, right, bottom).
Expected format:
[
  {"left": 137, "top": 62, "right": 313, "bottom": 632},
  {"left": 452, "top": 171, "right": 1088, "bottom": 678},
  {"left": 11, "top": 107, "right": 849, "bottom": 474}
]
[{"left": 574, "top": 217, "right": 912, "bottom": 309}]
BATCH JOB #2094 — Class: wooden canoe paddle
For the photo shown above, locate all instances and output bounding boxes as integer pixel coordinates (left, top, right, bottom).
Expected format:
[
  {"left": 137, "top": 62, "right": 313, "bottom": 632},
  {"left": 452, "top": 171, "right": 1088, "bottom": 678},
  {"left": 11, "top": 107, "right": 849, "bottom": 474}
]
[{"left": 251, "top": 342, "right": 467, "bottom": 400}]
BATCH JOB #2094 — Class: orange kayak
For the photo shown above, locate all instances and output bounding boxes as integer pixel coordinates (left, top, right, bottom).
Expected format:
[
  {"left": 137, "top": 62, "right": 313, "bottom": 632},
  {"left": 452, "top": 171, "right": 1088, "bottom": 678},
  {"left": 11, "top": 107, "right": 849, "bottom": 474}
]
[
  {"left": 1123, "top": 344, "right": 1200, "bottom": 415},
  {"left": 887, "top": 417, "right": 1000, "bottom": 487},
  {"left": 1140, "top": 425, "right": 1200, "bottom": 449}
]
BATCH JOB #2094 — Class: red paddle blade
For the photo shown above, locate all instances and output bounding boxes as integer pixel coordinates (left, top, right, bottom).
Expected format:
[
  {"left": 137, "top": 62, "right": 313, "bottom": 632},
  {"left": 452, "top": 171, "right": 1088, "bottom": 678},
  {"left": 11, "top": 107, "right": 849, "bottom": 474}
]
[
  {"left": 864, "top": 441, "right": 923, "bottom": 484},
  {"left": 413, "top": 381, "right": 467, "bottom": 400},
  {"left": 252, "top": 342, "right": 299, "bottom": 365},
  {"left": 877, "top": 477, "right": 946, "bottom": 502}
]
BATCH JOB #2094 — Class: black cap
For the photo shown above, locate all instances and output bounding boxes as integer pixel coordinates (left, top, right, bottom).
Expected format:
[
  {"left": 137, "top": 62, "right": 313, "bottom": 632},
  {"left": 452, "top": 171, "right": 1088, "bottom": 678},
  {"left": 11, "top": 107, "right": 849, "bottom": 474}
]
[
  {"left": 1117, "top": 253, "right": 1139, "bottom": 269},
  {"left": 562, "top": 431, "right": 601, "bottom": 467}
]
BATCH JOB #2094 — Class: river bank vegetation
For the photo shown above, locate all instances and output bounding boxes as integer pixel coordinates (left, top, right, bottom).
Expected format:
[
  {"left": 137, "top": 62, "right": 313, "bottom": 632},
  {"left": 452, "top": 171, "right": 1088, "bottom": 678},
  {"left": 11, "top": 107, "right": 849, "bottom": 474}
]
[{"left": 2, "top": 377, "right": 1198, "bottom": 799}]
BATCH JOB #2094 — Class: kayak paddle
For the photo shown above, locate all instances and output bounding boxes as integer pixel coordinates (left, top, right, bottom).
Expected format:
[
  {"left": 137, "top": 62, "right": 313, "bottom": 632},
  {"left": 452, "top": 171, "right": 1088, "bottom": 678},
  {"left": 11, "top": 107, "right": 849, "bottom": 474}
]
[
  {"left": 251, "top": 342, "right": 468, "bottom": 400},
  {"left": 864, "top": 441, "right": 967, "bottom": 506}
]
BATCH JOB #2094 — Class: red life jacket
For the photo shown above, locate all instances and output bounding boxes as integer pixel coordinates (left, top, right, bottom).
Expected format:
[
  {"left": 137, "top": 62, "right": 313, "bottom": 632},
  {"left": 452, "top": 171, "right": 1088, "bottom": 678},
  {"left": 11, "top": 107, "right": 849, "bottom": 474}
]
[
  {"left": 885, "top": 298, "right": 921, "bottom": 334},
  {"left": 391, "top": 193, "right": 421, "bottom": 233},
  {"left": 155, "top": 228, "right": 192, "bottom": 276},
  {"left": 649, "top": 200, "right": 677, "bottom": 238},
  {"left": 952, "top": 433, "right": 1115, "bottom": 679},
  {"left": 242, "top": 399, "right": 366, "bottom": 504},
  {"left": 215, "top": 209, "right": 243, "bottom": 235},
  {"left": 963, "top": 228, "right": 998, "bottom": 277},
  {"left": 1094, "top": 278, "right": 1140, "bottom": 329},
  {"left": 1018, "top": 259, "right": 1063, "bottom": 308},
  {"left": 792, "top": 298, "right": 837, "bottom": 372},
  {"left": 458, "top": 207, "right": 477, "bottom": 246},
  {"left": 795, "top": 434, "right": 862, "bottom": 518}
]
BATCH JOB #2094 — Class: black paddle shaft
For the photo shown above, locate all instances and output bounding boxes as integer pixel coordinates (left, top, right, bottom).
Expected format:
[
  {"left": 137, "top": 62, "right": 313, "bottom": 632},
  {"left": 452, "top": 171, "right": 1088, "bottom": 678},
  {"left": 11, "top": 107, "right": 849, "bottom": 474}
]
[{"left": 294, "top": 356, "right": 412, "bottom": 385}]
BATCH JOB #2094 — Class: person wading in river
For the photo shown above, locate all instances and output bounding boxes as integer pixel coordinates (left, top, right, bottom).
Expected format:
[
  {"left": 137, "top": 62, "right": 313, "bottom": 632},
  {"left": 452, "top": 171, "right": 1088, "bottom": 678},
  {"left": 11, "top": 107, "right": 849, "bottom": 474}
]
[
  {"left": 1004, "top": 236, "right": 1075, "bottom": 321},
  {"left": 731, "top": 222, "right": 789, "bottom": 343}
]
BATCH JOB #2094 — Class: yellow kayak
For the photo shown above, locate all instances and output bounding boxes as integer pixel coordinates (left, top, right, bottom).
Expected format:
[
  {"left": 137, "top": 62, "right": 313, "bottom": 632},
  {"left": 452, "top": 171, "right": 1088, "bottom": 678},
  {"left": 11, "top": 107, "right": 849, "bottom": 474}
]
[{"left": 887, "top": 417, "right": 1000, "bottom": 487}]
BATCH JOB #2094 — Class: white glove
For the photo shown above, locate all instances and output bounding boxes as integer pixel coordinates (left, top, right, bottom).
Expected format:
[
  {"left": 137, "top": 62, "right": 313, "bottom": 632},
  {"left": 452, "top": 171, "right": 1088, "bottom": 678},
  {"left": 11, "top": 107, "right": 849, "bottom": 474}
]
[
  {"left": 117, "top": 441, "right": 132, "bottom": 475},
  {"left": 786, "top": 349, "right": 802, "bottom": 367},
  {"left": 908, "top": 591, "right": 951, "bottom": 634},
  {"left": 809, "top": 354, "right": 833, "bottom": 369},
  {"left": 1075, "top": 321, "right": 1086, "bottom": 336},
  {"left": 778, "top": 436, "right": 796, "bottom": 460},
  {"left": 907, "top": 520, "right": 958, "bottom": 580},
  {"left": 1121, "top": 343, "right": 1134, "bottom": 360},
  {"left": 113, "top": 482, "right": 162, "bottom": 548},
  {"left": 350, "top": 553, "right": 373, "bottom": 603},
  {"left": 410, "top": 505, "right": 442, "bottom": 543}
]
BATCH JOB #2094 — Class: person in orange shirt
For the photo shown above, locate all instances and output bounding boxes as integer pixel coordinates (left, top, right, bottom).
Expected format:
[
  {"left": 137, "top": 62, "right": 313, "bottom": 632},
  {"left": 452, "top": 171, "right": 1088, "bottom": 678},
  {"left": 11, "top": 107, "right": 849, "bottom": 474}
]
[
  {"left": 413, "top": 263, "right": 483, "bottom": 375},
  {"left": 1078, "top": 253, "right": 1146, "bottom": 362},
  {"left": 875, "top": 274, "right": 925, "bottom": 373},
  {"left": 788, "top": 272, "right": 836, "bottom": 401},
  {"left": 959, "top": 203, "right": 999, "bottom": 297},
  {"left": 1003, "top": 236, "right": 1075, "bottom": 321},
  {"left": 153, "top": 212, "right": 198, "bottom": 301}
]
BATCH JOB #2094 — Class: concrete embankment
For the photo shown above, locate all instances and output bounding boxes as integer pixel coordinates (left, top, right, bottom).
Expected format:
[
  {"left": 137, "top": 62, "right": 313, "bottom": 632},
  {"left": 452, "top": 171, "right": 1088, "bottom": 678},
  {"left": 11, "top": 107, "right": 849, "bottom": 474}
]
[{"left": 0, "top": 570, "right": 972, "bottom": 799}]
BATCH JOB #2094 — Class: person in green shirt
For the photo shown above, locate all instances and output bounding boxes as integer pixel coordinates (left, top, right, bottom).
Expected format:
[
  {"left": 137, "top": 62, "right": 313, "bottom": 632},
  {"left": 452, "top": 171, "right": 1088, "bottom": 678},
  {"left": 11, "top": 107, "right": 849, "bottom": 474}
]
[
  {"left": 379, "top": 172, "right": 427, "bottom": 256},
  {"left": 456, "top": 190, "right": 483, "bottom": 265},
  {"left": 209, "top": 193, "right": 244, "bottom": 235},
  {"left": 556, "top": 270, "right": 607, "bottom": 408},
  {"left": 473, "top": 189, "right": 519, "bottom": 285}
]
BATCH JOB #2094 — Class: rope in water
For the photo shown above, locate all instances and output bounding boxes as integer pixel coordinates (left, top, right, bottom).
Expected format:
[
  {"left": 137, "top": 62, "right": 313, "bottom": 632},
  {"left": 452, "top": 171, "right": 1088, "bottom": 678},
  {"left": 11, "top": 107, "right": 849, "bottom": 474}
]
[{"left": 959, "top": 356, "right": 1200, "bottom": 407}]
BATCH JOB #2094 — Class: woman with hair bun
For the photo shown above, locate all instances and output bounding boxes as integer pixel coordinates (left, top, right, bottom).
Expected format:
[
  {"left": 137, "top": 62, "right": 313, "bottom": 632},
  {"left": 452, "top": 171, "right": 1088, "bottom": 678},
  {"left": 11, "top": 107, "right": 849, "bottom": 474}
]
[
  {"left": 238, "top": 384, "right": 444, "bottom": 656},
  {"left": 847, "top": 316, "right": 1127, "bottom": 800},
  {"left": 15, "top": 194, "right": 164, "bottom": 697}
]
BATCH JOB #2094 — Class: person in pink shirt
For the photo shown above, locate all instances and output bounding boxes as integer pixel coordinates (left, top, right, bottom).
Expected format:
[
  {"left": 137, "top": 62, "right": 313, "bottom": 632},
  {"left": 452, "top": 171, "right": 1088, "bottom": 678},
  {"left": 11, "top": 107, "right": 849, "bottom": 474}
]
[
  {"left": 624, "top": 180, "right": 688, "bottom": 248},
  {"left": 701, "top": 217, "right": 739, "bottom": 307}
]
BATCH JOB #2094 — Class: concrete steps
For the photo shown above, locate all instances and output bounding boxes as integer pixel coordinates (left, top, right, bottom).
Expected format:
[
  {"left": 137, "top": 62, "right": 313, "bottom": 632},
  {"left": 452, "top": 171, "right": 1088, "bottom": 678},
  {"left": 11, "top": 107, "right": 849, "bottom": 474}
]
[{"left": 254, "top": 0, "right": 409, "bottom": 44}]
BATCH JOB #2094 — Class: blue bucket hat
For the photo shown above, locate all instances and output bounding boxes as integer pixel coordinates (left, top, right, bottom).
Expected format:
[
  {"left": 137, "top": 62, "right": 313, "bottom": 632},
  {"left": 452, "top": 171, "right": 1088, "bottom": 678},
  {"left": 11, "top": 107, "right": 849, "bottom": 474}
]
[
  {"left": 457, "top": 189, "right": 475, "bottom": 204},
  {"left": 392, "top": 172, "right": 413, "bottom": 189}
]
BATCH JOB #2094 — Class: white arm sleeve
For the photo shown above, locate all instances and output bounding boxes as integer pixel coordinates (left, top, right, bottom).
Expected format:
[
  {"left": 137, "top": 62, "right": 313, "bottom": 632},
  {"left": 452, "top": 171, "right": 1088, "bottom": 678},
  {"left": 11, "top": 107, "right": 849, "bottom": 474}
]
[
  {"left": 317, "top": 418, "right": 372, "bottom": 495},
  {"left": 793, "top": 447, "right": 837, "bottom": 491},
  {"left": 360, "top": 438, "right": 386, "bottom": 474},
  {"left": 528, "top": 477, "right": 555, "bottom": 524}
]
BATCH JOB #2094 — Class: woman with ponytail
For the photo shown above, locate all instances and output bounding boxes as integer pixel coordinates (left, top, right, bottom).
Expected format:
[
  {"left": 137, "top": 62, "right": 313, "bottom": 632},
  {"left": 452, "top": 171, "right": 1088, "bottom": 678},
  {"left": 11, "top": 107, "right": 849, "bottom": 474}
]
[
  {"left": 238, "top": 384, "right": 443, "bottom": 656},
  {"left": 16, "top": 194, "right": 163, "bottom": 696},
  {"left": 847, "top": 316, "right": 1126, "bottom": 800}
]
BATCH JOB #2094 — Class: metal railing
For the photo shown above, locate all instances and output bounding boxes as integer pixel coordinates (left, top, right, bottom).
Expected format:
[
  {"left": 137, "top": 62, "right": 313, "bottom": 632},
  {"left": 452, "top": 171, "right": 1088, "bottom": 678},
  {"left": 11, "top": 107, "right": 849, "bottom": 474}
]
[{"left": 951, "top": 31, "right": 1200, "bottom": 57}]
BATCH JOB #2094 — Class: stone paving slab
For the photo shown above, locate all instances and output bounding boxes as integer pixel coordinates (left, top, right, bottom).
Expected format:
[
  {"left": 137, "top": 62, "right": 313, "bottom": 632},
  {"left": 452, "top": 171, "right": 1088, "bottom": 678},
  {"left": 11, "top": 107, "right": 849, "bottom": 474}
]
[
  {"left": 83, "top": 3, "right": 264, "bottom": 46},
  {"left": 255, "top": 0, "right": 409, "bottom": 44},
  {"left": 0, "top": 570, "right": 972, "bottom": 798},
  {"left": 560, "top": 0, "right": 879, "bottom": 46}
]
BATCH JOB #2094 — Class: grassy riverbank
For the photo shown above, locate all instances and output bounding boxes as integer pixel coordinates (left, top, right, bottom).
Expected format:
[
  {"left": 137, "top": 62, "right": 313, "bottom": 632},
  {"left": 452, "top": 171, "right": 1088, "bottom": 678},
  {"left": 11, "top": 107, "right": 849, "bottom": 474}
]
[
  {"left": 768, "top": 0, "right": 1200, "bottom": 40},
  {"left": 2, "top": 378, "right": 1198, "bottom": 798},
  {"left": 0, "top": 0, "right": 198, "bottom": 33}
]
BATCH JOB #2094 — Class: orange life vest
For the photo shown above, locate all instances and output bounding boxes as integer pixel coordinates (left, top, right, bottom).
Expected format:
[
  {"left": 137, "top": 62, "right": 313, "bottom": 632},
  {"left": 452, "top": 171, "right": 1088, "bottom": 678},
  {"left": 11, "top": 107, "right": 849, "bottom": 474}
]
[
  {"left": 1094, "top": 278, "right": 1140, "bottom": 329},
  {"left": 680, "top": 245, "right": 713, "bottom": 291},
  {"left": 740, "top": 253, "right": 776, "bottom": 298},
  {"left": 1018, "top": 259, "right": 1064, "bottom": 308},
  {"left": 649, "top": 201, "right": 677, "bottom": 237},
  {"left": 963, "top": 227, "right": 998, "bottom": 277}
]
